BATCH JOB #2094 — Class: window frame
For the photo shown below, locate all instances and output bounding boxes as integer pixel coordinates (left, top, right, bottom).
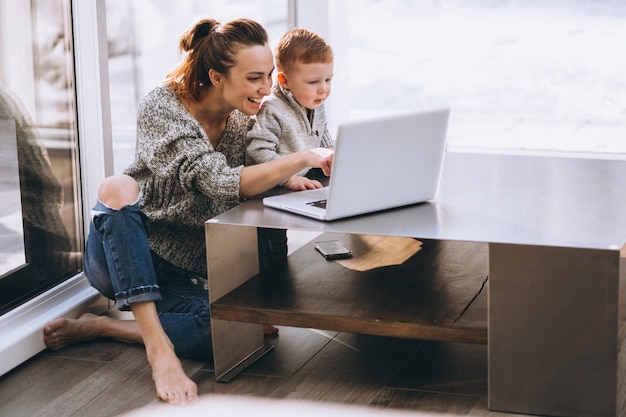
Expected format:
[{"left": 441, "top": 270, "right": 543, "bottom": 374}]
[{"left": 0, "top": 0, "right": 110, "bottom": 378}]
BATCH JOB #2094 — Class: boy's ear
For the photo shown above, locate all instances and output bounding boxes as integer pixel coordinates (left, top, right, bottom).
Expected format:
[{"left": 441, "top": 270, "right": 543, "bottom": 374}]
[{"left": 277, "top": 72, "right": 288, "bottom": 87}]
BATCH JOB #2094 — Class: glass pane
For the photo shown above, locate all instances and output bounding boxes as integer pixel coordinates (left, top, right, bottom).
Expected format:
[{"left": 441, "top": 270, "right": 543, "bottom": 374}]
[
  {"left": 334, "top": 0, "right": 626, "bottom": 155},
  {"left": 106, "top": 0, "right": 289, "bottom": 173},
  {"left": 0, "top": 0, "right": 82, "bottom": 314}
]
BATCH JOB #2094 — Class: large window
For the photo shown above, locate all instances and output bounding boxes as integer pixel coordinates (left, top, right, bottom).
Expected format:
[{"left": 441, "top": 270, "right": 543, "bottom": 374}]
[
  {"left": 324, "top": 1, "right": 626, "bottom": 157},
  {"left": 106, "top": 0, "right": 290, "bottom": 173},
  {"left": 107, "top": 1, "right": 626, "bottom": 160},
  {"left": 0, "top": 0, "right": 83, "bottom": 314}
]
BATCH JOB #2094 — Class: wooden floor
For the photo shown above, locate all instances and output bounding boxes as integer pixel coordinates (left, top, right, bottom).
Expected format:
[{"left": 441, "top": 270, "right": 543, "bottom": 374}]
[
  {"left": 0, "top": 231, "right": 535, "bottom": 417},
  {"left": 0, "top": 323, "right": 542, "bottom": 417}
]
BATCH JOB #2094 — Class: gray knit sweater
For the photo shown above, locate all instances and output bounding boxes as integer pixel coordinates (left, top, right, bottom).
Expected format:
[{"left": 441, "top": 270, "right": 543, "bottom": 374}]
[
  {"left": 124, "top": 85, "right": 252, "bottom": 275},
  {"left": 245, "top": 85, "right": 334, "bottom": 177}
]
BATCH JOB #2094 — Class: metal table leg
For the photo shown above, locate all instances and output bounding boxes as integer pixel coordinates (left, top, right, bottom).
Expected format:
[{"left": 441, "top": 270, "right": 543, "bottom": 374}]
[
  {"left": 206, "top": 222, "right": 273, "bottom": 382},
  {"left": 489, "top": 243, "right": 625, "bottom": 417}
]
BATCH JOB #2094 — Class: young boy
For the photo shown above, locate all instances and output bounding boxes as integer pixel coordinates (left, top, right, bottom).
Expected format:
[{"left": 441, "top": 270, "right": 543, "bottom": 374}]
[{"left": 246, "top": 28, "right": 334, "bottom": 191}]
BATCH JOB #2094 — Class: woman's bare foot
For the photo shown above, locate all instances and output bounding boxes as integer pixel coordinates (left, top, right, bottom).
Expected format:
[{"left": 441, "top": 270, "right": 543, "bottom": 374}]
[
  {"left": 148, "top": 344, "right": 198, "bottom": 405},
  {"left": 263, "top": 324, "right": 279, "bottom": 336},
  {"left": 43, "top": 313, "right": 102, "bottom": 350},
  {"left": 129, "top": 301, "right": 198, "bottom": 405},
  {"left": 45, "top": 310, "right": 197, "bottom": 405}
]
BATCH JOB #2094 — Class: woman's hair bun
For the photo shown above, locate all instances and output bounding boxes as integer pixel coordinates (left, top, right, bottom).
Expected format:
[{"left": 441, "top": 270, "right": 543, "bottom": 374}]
[{"left": 180, "top": 18, "right": 220, "bottom": 52}]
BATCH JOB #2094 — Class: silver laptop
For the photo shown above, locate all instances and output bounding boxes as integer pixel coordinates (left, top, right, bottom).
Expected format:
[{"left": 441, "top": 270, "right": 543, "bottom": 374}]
[{"left": 263, "top": 108, "right": 450, "bottom": 221}]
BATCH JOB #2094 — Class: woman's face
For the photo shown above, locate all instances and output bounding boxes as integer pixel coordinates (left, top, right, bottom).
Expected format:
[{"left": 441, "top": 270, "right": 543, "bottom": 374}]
[{"left": 222, "top": 44, "right": 274, "bottom": 116}]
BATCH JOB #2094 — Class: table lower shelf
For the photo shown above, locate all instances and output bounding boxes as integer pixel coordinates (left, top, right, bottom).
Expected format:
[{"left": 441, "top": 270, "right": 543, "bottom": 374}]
[{"left": 211, "top": 233, "right": 488, "bottom": 344}]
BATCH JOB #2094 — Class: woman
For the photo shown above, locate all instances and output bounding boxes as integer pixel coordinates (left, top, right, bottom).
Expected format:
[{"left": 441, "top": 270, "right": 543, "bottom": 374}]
[{"left": 43, "top": 18, "right": 332, "bottom": 405}]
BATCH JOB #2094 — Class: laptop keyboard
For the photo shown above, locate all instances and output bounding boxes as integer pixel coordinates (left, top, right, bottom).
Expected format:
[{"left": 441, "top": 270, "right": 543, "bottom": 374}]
[{"left": 306, "top": 199, "right": 327, "bottom": 209}]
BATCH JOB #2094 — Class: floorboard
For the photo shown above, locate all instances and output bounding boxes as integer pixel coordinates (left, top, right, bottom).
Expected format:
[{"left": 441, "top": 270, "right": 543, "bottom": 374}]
[
  {"left": 0, "top": 327, "right": 550, "bottom": 417},
  {"left": 269, "top": 332, "right": 423, "bottom": 405}
]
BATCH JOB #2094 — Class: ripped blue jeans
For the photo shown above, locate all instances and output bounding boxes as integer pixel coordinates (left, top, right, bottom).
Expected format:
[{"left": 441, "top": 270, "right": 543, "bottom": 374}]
[{"left": 83, "top": 198, "right": 286, "bottom": 360}]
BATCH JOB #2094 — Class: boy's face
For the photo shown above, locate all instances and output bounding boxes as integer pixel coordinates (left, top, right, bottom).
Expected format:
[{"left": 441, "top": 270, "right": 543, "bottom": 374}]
[{"left": 279, "top": 60, "right": 333, "bottom": 110}]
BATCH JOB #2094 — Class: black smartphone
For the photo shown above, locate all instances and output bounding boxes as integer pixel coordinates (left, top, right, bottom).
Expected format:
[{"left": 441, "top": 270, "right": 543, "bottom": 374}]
[{"left": 314, "top": 240, "right": 353, "bottom": 260}]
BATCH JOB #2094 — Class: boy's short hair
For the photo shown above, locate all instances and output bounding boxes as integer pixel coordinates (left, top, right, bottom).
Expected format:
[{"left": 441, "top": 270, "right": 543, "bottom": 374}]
[{"left": 275, "top": 28, "right": 333, "bottom": 73}]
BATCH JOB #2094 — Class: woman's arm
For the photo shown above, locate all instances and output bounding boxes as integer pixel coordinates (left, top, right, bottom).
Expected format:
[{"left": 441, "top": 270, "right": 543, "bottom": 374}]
[{"left": 239, "top": 148, "right": 333, "bottom": 197}]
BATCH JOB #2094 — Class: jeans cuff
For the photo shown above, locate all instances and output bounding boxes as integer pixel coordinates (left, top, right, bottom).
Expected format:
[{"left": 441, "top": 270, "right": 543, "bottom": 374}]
[{"left": 114, "top": 285, "right": 162, "bottom": 311}]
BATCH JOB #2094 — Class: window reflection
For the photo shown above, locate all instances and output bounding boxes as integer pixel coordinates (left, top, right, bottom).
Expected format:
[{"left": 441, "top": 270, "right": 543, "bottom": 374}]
[
  {"left": 0, "top": 110, "right": 25, "bottom": 271},
  {"left": 0, "top": 0, "right": 82, "bottom": 314}
]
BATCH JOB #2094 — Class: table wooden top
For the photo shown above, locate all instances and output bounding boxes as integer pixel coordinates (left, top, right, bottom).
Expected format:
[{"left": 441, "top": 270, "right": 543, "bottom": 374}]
[
  {"left": 210, "top": 152, "right": 626, "bottom": 251},
  {"left": 211, "top": 234, "right": 488, "bottom": 344}
]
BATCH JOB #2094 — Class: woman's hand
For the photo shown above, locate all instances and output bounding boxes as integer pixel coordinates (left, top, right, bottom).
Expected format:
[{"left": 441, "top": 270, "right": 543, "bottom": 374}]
[
  {"left": 239, "top": 147, "right": 333, "bottom": 197},
  {"left": 306, "top": 147, "right": 333, "bottom": 176}
]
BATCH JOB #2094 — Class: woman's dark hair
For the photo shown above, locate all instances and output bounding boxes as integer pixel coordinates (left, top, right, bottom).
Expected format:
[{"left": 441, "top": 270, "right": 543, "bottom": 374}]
[{"left": 166, "top": 18, "right": 268, "bottom": 101}]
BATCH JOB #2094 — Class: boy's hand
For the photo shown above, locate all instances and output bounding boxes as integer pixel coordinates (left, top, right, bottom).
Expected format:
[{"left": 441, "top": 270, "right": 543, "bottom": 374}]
[{"left": 284, "top": 175, "right": 324, "bottom": 191}]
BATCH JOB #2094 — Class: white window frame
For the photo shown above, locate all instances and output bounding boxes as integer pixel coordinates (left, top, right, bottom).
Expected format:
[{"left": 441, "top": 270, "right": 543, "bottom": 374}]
[
  {"left": 0, "top": 0, "right": 110, "bottom": 378},
  {"left": 291, "top": 0, "right": 347, "bottom": 139}
]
